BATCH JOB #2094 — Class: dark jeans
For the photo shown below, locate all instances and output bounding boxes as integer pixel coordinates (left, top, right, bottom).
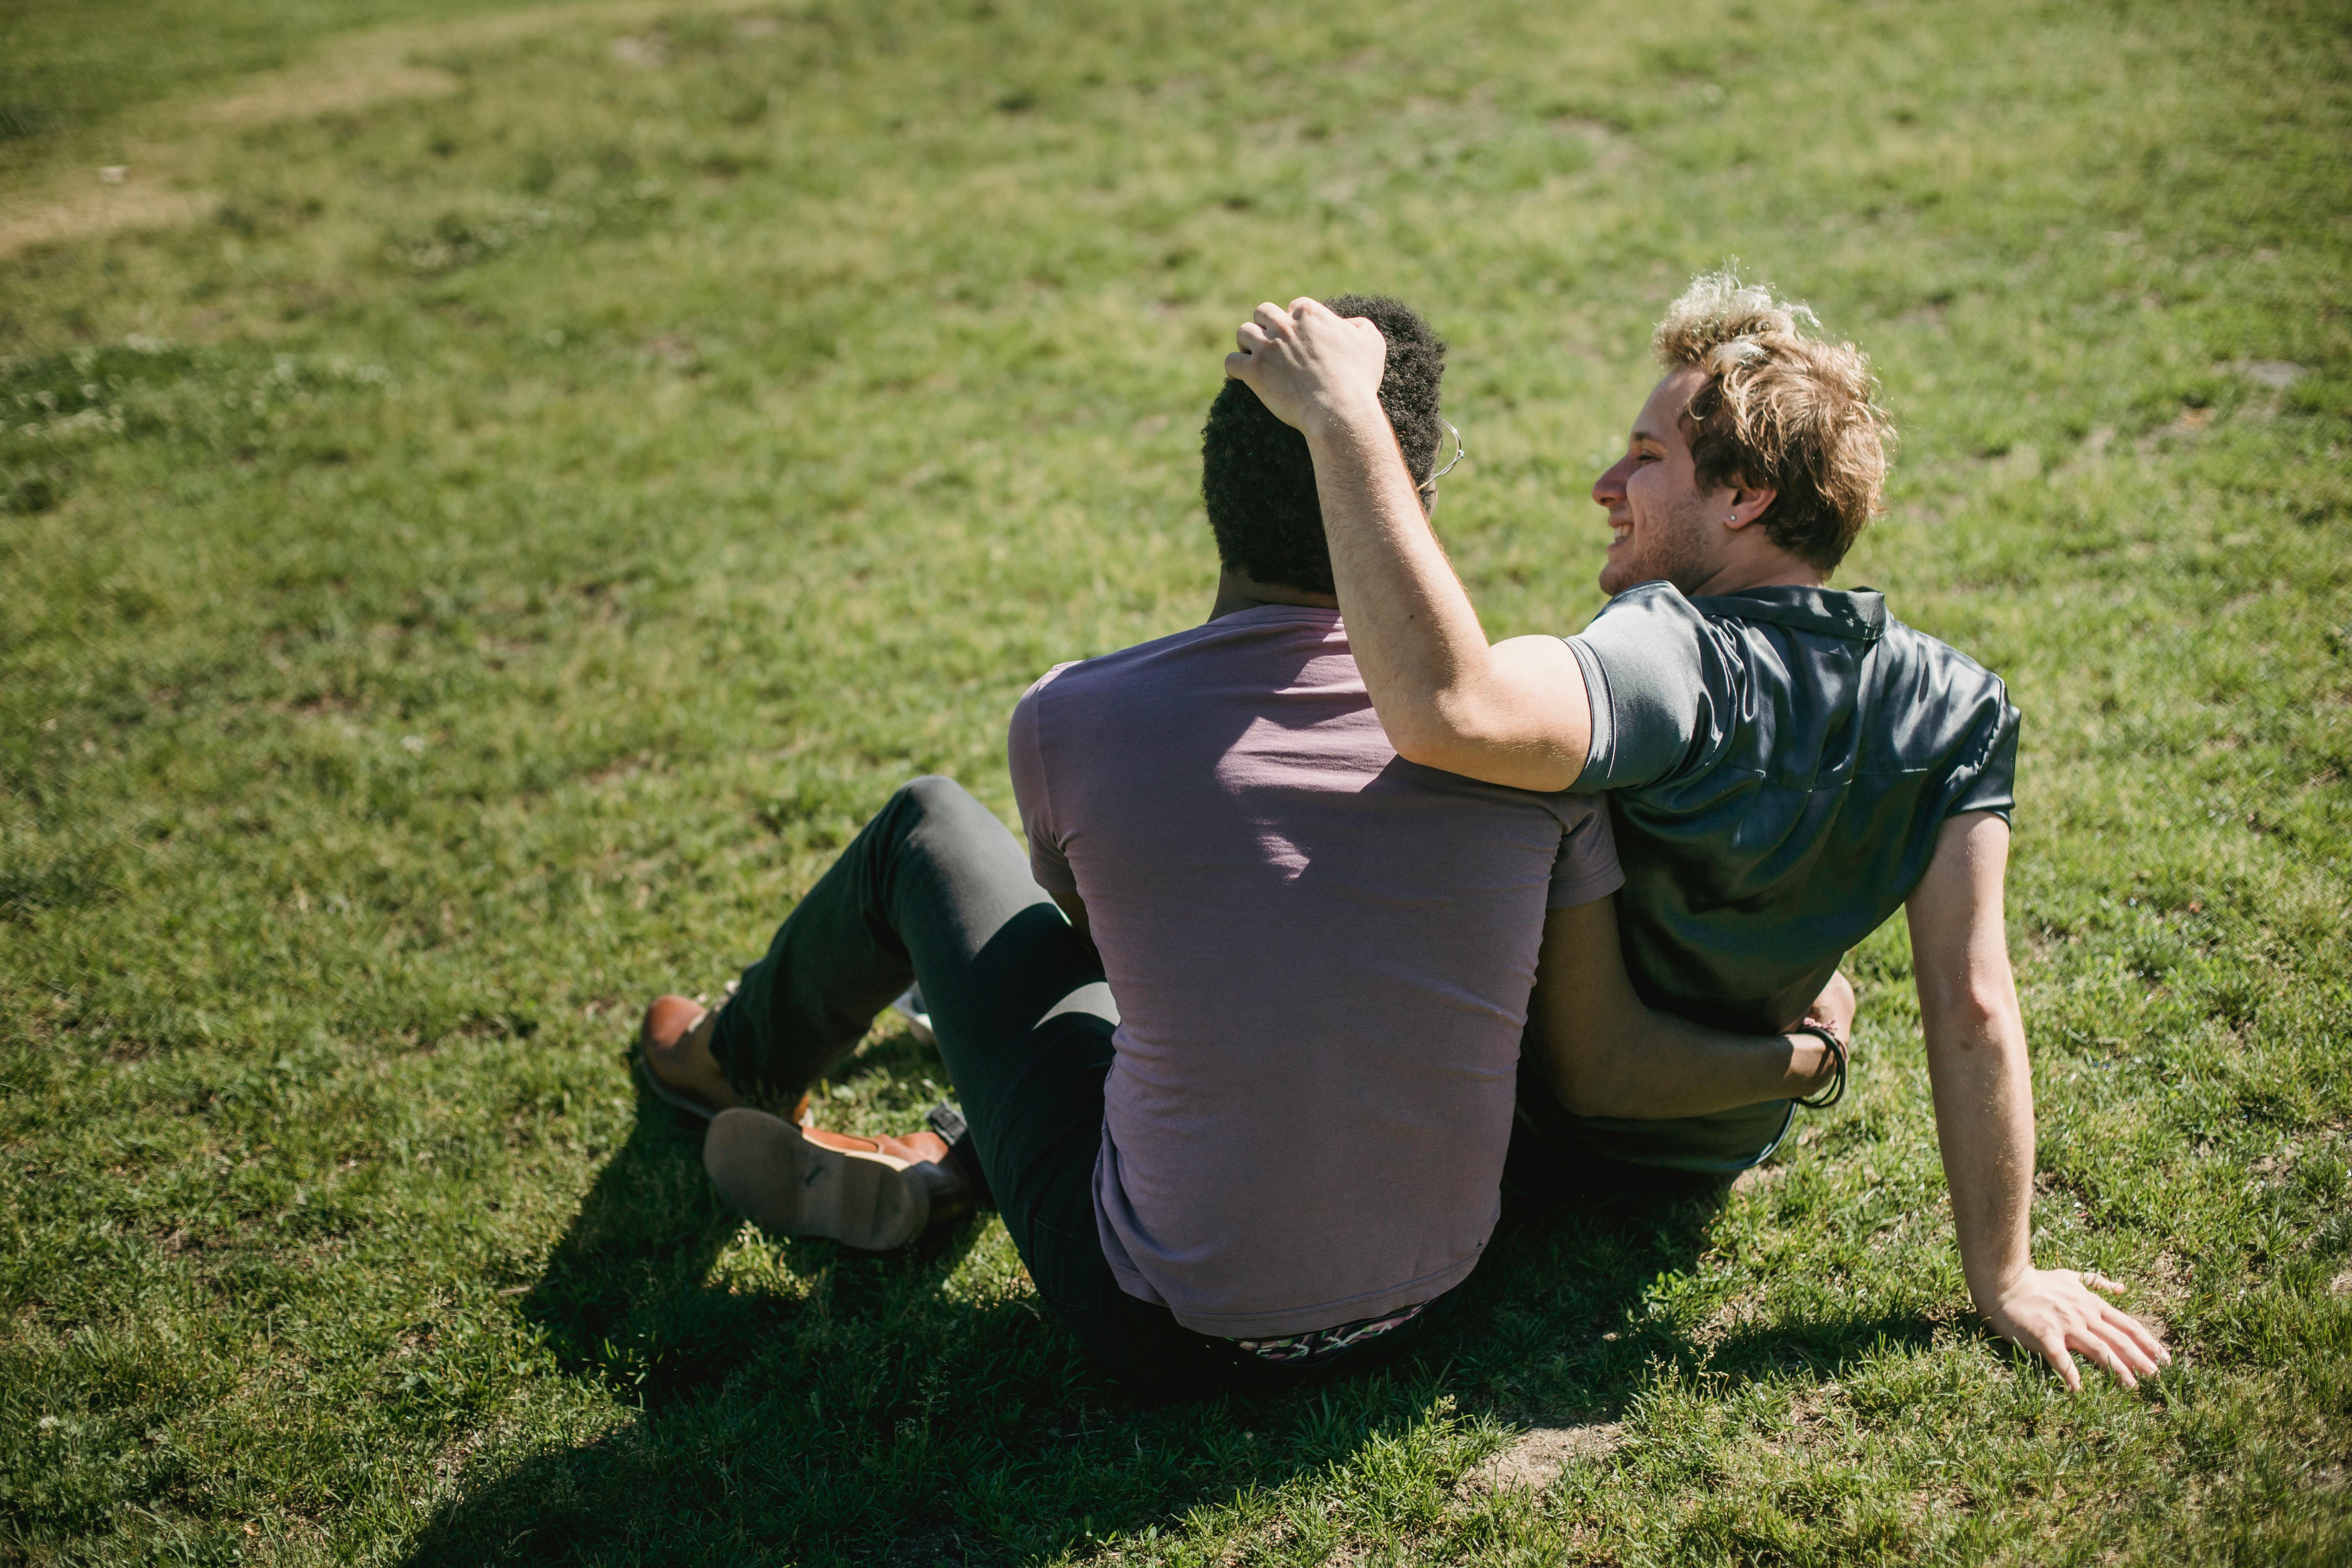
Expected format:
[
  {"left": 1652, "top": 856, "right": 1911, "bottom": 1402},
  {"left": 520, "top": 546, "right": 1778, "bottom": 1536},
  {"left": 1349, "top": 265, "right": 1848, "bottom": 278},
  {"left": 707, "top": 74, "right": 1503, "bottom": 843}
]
[
  {"left": 708, "top": 776, "right": 1437, "bottom": 1393},
  {"left": 1502, "top": 1076, "right": 1743, "bottom": 1210}
]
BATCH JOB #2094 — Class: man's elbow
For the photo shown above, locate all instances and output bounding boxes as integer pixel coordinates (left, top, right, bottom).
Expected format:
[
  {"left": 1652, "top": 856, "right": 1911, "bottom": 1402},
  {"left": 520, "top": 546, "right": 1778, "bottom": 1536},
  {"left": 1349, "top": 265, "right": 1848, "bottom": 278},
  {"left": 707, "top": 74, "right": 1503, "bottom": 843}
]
[
  {"left": 1388, "top": 722, "right": 1475, "bottom": 775},
  {"left": 1370, "top": 688, "right": 1460, "bottom": 762},
  {"left": 1531, "top": 1044, "right": 1631, "bottom": 1120},
  {"left": 1384, "top": 697, "right": 1531, "bottom": 786},
  {"left": 1555, "top": 1077, "right": 1633, "bottom": 1119},
  {"left": 1918, "top": 979, "right": 2019, "bottom": 1045}
]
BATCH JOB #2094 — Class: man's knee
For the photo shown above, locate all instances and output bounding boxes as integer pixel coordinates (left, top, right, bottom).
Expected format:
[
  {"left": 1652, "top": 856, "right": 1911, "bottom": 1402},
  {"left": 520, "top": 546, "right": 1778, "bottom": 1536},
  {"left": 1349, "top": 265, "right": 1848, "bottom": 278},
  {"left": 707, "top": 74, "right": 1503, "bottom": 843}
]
[
  {"left": 895, "top": 773, "right": 978, "bottom": 816},
  {"left": 879, "top": 775, "right": 1029, "bottom": 888},
  {"left": 889, "top": 774, "right": 1008, "bottom": 845}
]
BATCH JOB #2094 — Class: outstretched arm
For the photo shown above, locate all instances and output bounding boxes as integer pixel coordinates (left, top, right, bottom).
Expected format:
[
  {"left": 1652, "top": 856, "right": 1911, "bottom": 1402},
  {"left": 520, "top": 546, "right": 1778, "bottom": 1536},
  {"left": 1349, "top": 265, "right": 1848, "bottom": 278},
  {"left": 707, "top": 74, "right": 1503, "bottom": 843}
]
[
  {"left": 1225, "top": 299, "right": 1592, "bottom": 792},
  {"left": 1908, "top": 811, "right": 2171, "bottom": 1390},
  {"left": 1530, "top": 897, "right": 1849, "bottom": 1118}
]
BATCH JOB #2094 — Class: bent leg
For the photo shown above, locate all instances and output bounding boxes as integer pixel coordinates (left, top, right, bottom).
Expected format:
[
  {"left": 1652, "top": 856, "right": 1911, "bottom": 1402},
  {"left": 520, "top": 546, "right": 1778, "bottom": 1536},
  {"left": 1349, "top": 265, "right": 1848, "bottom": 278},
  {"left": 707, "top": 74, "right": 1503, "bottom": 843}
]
[
  {"left": 706, "top": 776, "right": 1227, "bottom": 1387},
  {"left": 709, "top": 774, "right": 1065, "bottom": 1099}
]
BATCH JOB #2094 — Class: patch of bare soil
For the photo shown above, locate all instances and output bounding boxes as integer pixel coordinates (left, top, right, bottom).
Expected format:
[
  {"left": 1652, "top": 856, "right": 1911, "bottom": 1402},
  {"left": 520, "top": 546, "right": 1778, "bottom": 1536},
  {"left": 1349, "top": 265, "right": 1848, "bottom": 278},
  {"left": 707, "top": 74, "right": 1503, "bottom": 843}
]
[
  {"left": 198, "top": 58, "right": 461, "bottom": 127},
  {"left": 0, "top": 0, "right": 775, "bottom": 257},
  {"left": 2224, "top": 359, "right": 2308, "bottom": 390},
  {"left": 0, "top": 178, "right": 215, "bottom": 258},
  {"left": 1457, "top": 1423, "right": 1623, "bottom": 1497},
  {"left": 2137, "top": 1250, "right": 2193, "bottom": 1342}
]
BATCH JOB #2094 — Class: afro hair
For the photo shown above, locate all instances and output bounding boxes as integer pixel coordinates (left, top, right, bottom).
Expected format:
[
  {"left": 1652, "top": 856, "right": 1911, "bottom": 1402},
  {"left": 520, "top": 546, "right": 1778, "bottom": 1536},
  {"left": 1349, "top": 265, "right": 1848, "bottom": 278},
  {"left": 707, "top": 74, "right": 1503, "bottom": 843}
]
[{"left": 1200, "top": 294, "right": 1448, "bottom": 596}]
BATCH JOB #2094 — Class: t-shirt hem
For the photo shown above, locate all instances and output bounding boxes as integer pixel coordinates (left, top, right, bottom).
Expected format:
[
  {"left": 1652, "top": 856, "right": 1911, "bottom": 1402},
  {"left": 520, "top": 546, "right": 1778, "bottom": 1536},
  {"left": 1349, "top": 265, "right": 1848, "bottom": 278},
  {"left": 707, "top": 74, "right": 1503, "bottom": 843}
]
[
  {"left": 1546, "top": 862, "right": 1626, "bottom": 910},
  {"left": 1104, "top": 1249, "right": 1484, "bottom": 1340}
]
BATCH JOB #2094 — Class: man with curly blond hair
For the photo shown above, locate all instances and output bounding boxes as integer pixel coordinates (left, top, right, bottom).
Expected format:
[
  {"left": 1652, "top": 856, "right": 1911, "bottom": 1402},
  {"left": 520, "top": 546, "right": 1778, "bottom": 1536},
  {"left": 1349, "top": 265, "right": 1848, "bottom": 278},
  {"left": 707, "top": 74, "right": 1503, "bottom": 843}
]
[{"left": 1225, "top": 270, "right": 2172, "bottom": 1392}]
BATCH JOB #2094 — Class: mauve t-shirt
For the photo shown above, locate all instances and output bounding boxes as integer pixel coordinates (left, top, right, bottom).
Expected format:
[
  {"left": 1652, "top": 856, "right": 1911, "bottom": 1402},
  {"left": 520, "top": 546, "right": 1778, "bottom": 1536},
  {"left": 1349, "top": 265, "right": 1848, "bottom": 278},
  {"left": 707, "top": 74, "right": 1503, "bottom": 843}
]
[{"left": 1008, "top": 605, "right": 1622, "bottom": 1338}]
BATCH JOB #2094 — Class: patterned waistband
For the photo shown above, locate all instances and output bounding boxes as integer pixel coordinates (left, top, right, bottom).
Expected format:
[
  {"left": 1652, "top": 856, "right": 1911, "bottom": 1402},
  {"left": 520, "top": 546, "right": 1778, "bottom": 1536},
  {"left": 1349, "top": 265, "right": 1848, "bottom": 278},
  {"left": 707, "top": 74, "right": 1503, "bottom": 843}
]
[{"left": 1228, "top": 1301, "right": 1429, "bottom": 1365}]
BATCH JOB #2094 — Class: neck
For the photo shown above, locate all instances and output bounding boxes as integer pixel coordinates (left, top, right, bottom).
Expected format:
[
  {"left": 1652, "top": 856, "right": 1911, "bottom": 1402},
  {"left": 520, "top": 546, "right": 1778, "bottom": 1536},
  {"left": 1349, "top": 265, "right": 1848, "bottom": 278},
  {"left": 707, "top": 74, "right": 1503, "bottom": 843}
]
[
  {"left": 1682, "top": 544, "right": 1828, "bottom": 597},
  {"left": 1209, "top": 568, "right": 1340, "bottom": 621}
]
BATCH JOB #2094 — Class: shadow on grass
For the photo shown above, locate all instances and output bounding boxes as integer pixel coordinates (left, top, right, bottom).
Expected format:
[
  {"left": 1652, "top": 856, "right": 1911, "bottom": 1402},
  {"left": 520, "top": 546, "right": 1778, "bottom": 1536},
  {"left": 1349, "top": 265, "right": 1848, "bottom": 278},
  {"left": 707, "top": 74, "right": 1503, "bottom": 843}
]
[
  {"left": 510, "top": 1038, "right": 991, "bottom": 1410},
  {"left": 401, "top": 1116, "right": 1915, "bottom": 1566}
]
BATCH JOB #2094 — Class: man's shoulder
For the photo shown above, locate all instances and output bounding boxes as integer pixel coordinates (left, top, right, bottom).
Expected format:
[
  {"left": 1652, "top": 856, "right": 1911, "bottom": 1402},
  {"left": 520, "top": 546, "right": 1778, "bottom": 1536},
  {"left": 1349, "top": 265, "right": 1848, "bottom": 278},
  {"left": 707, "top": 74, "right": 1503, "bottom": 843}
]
[
  {"left": 1872, "top": 611, "right": 2014, "bottom": 709},
  {"left": 1681, "top": 586, "right": 2013, "bottom": 710},
  {"left": 1026, "top": 610, "right": 1355, "bottom": 708},
  {"left": 1582, "top": 580, "right": 1709, "bottom": 635},
  {"left": 1018, "top": 620, "right": 1227, "bottom": 710}
]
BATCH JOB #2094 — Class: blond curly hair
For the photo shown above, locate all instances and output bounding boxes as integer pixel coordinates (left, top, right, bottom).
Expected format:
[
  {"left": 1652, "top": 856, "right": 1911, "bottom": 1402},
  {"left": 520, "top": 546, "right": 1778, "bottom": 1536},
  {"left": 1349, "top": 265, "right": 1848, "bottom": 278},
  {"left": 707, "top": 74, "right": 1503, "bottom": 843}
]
[{"left": 1653, "top": 268, "right": 1895, "bottom": 570}]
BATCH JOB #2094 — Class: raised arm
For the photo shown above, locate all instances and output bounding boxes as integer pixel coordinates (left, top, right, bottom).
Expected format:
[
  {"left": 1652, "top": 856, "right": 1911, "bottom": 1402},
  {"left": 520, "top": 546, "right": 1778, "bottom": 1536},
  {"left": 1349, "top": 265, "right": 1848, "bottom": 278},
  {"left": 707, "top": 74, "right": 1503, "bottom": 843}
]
[
  {"left": 1907, "top": 811, "right": 2171, "bottom": 1390},
  {"left": 1225, "top": 299, "right": 1591, "bottom": 792}
]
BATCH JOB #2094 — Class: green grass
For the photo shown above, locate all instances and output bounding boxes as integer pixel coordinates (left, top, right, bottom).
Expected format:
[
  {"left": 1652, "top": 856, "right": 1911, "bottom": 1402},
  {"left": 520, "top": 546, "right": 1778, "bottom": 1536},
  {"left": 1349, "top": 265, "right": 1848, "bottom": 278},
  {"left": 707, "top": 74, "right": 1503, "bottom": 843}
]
[{"left": 4, "top": 0, "right": 2349, "bottom": 1561}]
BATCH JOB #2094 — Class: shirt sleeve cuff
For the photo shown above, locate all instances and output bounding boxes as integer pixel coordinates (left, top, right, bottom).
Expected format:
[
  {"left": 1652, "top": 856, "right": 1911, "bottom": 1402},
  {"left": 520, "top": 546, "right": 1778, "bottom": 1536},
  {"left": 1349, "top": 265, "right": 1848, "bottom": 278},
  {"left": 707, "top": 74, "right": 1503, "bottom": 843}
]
[
  {"left": 1027, "top": 851, "right": 1079, "bottom": 897},
  {"left": 1544, "top": 859, "right": 1626, "bottom": 910},
  {"left": 1563, "top": 634, "right": 1613, "bottom": 792}
]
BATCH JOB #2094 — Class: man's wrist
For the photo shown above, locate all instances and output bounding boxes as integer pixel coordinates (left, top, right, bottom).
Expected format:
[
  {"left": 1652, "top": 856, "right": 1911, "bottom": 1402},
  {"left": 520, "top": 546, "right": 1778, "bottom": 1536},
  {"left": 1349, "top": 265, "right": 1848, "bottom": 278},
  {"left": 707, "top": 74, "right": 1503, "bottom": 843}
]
[
  {"left": 1788, "top": 1022, "right": 1845, "bottom": 1108},
  {"left": 1296, "top": 390, "right": 1392, "bottom": 448},
  {"left": 1962, "top": 1254, "right": 2033, "bottom": 1314},
  {"left": 1785, "top": 1029, "right": 1832, "bottom": 1094}
]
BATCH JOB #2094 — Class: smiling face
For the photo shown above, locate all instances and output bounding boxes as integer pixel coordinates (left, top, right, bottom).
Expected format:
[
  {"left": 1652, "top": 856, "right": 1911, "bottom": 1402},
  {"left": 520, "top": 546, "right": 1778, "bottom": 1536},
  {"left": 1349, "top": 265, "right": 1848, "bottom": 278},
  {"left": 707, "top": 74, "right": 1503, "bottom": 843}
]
[{"left": 1590, "top": 367, "right": 1730, "bottom": 597}]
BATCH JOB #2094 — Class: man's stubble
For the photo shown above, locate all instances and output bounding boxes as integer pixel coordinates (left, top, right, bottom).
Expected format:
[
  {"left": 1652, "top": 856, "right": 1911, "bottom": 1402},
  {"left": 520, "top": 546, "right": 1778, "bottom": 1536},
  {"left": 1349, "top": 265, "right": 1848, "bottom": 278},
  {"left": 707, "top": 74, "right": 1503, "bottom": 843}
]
[{"left": 1597, "top": 483, "right": 1721, "bottom": 599}]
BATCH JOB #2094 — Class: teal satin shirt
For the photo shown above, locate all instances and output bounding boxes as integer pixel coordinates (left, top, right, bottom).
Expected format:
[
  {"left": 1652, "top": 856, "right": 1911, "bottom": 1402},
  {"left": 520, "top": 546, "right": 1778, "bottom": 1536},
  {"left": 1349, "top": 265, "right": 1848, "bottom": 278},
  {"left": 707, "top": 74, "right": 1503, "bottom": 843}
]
[{"left": 1566, "top": 583, "right": 2021, "bottom": 1038}]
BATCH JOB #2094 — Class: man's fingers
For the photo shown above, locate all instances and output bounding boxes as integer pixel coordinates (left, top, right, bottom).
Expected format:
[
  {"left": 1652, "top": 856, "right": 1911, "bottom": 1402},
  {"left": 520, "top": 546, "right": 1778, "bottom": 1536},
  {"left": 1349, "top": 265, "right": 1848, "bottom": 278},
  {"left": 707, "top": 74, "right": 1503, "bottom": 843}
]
[
  {"left": 2102, "top": 1319, "right": 2162, "bottom": 1379},
  {"left": 2075, "top": 1325, "right": 2140, "bottom": 1388},
  {"left": 2102, "top": 1303, "right": 2172, "bottom": 1367},
  {"left": 1254, "top": 301, "right": 1294, "bottom": 339},
  {"left": 2034, "top": 1330, "right": 2082, "bottom": 1392},
  {"left": 2069, "top": 1271, "right": 2174, "bottom": 1370},
  {"left": 1226, "top": 320, "right": 1269, "bottom": 385},
  {"left": 2092, "top": 1314, "right": 2159, "bottom": 1377},
  {"left": 2058, "top": 1319, "right": 2125, "bottom": 1387}
]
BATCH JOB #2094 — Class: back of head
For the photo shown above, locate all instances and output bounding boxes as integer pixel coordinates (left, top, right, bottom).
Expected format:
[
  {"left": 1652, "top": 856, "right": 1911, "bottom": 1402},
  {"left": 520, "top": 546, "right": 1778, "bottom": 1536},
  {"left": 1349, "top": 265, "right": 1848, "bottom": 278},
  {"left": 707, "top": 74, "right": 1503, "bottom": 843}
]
[
  {"left": 1200, "top": 294, "right": 1447, "bottom": 596},
  {"left": 1654, "top": 269, "right": 1895, "bottom": 572}
]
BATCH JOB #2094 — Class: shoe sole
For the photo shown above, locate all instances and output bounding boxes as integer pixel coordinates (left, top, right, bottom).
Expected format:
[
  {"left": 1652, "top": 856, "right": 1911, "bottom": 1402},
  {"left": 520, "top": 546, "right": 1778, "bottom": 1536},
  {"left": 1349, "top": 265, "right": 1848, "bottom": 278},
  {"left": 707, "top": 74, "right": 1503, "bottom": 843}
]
[
  {"left": 704, "top": 1108, "right": 930, "bottom": 1250},
  {"left": 636, "top": 1050, "right": 720, "bottom": 1122}
]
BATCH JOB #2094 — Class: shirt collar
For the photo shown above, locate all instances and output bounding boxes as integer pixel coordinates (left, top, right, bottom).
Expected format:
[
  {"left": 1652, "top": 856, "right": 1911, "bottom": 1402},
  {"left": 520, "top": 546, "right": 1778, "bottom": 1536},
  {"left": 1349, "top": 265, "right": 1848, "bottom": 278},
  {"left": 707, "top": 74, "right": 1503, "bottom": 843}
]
[
  {"left": 1205, "top": 602, "right": 1343, "bottom": 629},
  {"left": 1690, "top": 584, "right": 1886, "bottom": 644}
]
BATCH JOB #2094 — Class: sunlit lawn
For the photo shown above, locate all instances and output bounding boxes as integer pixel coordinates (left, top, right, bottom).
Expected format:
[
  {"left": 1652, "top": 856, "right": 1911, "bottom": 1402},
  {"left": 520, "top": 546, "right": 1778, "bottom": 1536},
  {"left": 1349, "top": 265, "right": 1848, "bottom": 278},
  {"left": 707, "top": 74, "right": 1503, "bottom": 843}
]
[{"left": 3, "top": 0, "right": 2348, "bottom": 1562}]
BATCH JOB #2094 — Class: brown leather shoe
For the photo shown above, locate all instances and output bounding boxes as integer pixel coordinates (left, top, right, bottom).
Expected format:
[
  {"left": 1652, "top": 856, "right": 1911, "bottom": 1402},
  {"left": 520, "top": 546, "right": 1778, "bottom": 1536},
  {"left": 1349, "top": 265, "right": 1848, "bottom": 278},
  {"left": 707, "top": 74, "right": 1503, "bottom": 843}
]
[
  {"left": 705, "top": 1109, "right": 975, "bottom": 1250},
  {"left": 637, "top": 993, "right": 808, "bottom": 1125}
]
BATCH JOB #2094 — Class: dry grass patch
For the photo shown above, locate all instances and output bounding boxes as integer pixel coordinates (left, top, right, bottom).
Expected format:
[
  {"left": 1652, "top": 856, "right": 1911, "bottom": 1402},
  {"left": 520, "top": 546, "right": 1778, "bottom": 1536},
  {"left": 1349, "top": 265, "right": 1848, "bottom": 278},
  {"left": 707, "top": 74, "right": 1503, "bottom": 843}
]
[{"left": 1456, "top": 1423, "right": 1624, "bottom": 1498}]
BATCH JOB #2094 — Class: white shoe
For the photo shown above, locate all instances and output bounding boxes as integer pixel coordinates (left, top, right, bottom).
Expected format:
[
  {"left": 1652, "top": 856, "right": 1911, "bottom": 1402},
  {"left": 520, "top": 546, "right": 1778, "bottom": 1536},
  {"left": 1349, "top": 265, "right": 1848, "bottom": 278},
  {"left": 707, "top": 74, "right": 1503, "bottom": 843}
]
[{"left": 891, "top": 984, "right": 935, "bottom": 1045}]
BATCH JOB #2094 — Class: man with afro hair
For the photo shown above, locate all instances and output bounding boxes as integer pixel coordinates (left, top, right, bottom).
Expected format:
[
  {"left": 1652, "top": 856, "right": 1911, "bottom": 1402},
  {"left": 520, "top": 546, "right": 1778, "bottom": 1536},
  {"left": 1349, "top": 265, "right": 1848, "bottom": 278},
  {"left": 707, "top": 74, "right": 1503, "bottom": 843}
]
[{"left": 637, "top": 293, "right": 1843, "bottom": 1392}]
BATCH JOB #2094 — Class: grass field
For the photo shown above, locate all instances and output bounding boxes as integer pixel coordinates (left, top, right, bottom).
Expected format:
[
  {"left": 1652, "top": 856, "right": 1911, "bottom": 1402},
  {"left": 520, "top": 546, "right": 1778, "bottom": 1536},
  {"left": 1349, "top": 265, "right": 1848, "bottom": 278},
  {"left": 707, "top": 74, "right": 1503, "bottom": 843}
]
[{"left": 4, "top": 0, "right": 2350, "bottom": 1562}]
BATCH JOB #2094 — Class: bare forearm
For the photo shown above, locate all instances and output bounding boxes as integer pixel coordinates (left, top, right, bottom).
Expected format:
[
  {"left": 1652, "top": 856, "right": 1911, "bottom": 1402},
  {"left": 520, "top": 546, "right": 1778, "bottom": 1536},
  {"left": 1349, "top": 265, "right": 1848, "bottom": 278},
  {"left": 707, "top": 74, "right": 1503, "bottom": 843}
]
[
  {"left": 1898, "top": 816, "right": 2171, "bottom": 1389},
  {"left": 1224, "top": 299, "right": 1587, "bottom": 790},
  {"left": 1906, "top": 815, "right": 2038, "bottom": 1309},
  {"left": 1298, "top": 410, "right": 1494, "bottom": 757},
  {"left": 1542, "top": 1007, "right": 1831, "bottom": 1120},
  {"left": 1923, "top": 1000, "right": 2036, "bottom": 1307},
  {"left": 1527, "top": 900, "right": 1837, "bottom": 1120}
]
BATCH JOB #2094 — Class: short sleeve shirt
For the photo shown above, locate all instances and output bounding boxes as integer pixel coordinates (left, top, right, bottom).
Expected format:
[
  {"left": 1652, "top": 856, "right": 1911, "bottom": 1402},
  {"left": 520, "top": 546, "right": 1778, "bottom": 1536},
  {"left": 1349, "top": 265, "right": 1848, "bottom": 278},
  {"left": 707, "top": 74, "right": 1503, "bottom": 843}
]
[
  {"left": 1011, "top": 605, "right": 1622, "bottom": 1337},
  {"left": 1564, "top": 583, "right": 2019, "bottom": 1034}
]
